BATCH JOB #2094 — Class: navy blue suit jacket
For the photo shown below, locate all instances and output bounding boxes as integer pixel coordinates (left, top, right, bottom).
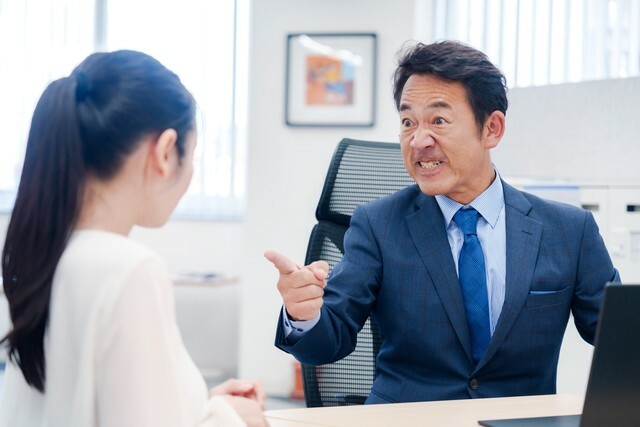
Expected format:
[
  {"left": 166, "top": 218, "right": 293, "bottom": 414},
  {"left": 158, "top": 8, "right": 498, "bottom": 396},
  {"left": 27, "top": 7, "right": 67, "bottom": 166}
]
[{"left": 275, "top": 181, "right": 619, "bottom": 403}]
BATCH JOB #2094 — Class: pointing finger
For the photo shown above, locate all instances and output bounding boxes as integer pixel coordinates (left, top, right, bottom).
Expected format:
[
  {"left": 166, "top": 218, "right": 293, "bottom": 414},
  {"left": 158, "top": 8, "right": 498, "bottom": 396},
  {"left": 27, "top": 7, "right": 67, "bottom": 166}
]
[{"left": 264, "top": 250, "right": 300, "bottom": 274}]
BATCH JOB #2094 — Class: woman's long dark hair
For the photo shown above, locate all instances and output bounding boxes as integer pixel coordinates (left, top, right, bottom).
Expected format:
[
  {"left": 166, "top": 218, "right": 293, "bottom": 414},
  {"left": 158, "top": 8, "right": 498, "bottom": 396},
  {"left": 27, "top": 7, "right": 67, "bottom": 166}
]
[{"left": 1, "top": 50, "right": 196, "bottom": 392}]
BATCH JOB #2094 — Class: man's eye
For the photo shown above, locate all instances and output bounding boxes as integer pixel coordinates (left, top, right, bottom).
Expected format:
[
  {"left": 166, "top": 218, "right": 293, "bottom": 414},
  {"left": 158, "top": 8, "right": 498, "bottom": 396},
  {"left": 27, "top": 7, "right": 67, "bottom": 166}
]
[
  {"left": 434, "top": 117, "right": 446, "bottom": 125},
  {"left": 402, "top": 118, "right": 413, "bottom": 127}
]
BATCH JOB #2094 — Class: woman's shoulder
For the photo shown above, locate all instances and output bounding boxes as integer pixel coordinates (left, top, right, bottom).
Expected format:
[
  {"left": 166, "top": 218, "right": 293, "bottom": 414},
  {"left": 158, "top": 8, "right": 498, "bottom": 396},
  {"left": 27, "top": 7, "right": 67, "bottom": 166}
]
[
  {"left": 55, "top": 230, "right": 165, "bottom": 299},
  {"left": 65, "top": 229, "right": 158, "bottom": 266},
  {"left": 50, "top": 230, "right": 171, "bottom": 333}
]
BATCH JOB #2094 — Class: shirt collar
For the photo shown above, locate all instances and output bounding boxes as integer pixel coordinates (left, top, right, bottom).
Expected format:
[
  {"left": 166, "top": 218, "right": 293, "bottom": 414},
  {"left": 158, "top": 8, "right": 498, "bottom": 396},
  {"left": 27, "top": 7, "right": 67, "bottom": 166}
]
[{"left": 435, "top": 170, "right": 505, "bottom": 229}]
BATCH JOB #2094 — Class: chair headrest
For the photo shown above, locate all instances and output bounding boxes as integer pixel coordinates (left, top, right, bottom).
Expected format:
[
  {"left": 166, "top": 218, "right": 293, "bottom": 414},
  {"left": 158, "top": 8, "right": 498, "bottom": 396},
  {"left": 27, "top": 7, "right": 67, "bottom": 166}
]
[{"left": 316, "top": 138, "right": 415, "bottom": 226}]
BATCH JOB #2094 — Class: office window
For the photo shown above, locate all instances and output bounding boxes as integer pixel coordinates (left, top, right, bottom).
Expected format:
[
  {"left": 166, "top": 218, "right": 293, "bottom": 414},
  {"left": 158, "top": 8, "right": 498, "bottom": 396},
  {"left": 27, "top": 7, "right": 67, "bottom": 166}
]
[
  {"left": 418, "top": 0, "right": 640, "bottom": 88},
  {"left": 0, "top": 0, "right": 248, "bottom": 219},
  {"left": 0, "top": 0, "right": 95, "bottom": 211}
]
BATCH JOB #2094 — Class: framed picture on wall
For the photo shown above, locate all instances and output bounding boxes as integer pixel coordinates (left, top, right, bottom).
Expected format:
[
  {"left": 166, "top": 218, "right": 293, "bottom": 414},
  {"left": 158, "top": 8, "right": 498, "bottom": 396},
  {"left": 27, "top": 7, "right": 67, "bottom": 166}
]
[{"left": 285, "top": 33, "right": 377, "bottom": 127}]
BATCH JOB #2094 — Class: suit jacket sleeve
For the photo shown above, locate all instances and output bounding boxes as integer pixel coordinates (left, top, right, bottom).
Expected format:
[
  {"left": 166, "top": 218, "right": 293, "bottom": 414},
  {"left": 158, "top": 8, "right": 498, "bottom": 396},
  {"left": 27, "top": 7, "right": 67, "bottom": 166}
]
[
  {"left": 572, "top": 210, "right": 620, "bottom": 343},
  {"left": 275, "top": 204, "right": 382, "bottom": 365}
]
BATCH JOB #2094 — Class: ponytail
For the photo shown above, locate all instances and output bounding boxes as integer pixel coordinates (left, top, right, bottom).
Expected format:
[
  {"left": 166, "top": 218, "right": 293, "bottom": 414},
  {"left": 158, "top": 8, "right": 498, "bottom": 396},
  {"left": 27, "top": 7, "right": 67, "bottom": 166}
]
[
  {"left": 1, "top": 49, "right": 195, "bottom": 393},
  {"left": 1, "top": 75, "right": 86, "bottom": 392}
]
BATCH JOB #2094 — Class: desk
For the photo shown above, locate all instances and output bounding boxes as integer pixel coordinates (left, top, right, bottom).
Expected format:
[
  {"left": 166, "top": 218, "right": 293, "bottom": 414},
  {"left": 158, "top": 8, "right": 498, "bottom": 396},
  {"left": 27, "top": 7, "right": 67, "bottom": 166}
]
[{"left": 264, "top": 394, "right": 583, "bottom": 427}]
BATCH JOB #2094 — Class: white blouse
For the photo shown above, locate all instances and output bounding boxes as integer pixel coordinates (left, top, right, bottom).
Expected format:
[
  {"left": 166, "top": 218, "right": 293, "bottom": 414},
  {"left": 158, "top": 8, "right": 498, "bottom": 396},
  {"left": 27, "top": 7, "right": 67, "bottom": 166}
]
[{"left": 0, "top": 230, "right": 244, "bottom": 426}]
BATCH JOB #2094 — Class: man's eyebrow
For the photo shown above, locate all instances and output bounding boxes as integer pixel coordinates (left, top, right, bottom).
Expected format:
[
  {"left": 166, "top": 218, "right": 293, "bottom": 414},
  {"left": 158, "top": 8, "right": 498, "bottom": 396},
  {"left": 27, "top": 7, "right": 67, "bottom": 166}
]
[
  {"left": 399, "top": 101, "right": 452, "bottom": 112},
  {"left": 427, "top": 101, "right": 452, "bottom": 110}
]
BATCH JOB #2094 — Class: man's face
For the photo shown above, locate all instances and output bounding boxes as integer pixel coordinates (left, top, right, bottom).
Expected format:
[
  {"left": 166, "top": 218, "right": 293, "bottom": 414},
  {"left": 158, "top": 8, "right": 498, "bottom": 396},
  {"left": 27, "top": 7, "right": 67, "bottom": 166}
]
[{"left": 398, "top": 74, "right": 499, "bottom": 205}]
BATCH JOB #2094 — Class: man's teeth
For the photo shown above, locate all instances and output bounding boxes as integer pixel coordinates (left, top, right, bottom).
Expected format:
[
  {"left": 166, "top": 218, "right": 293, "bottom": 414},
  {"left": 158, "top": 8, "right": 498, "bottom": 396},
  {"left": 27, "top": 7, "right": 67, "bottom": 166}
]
[{"left": 419, "top": 161, "right": 442, "bottom": 169}]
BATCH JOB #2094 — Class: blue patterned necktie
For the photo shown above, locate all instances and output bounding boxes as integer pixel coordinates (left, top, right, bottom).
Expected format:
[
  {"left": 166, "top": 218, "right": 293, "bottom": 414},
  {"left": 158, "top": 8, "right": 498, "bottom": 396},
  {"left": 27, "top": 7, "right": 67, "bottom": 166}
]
[{"left": 453, "top": 208, "right": 491, "bottom": 364}]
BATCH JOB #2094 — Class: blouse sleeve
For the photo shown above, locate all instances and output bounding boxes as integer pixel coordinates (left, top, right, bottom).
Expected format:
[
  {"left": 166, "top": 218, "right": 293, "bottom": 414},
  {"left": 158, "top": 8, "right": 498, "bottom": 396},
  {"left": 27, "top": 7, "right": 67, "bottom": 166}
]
[{"left": 94, "top": 257, "right": 245, "bottom": 427}]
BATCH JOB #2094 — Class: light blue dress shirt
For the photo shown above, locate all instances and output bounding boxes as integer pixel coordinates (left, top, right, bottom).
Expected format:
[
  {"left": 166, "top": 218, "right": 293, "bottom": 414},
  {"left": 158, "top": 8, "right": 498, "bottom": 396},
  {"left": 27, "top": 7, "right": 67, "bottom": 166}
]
[{"left": 284, "top": 171, "right": 507, "bottom": 337}]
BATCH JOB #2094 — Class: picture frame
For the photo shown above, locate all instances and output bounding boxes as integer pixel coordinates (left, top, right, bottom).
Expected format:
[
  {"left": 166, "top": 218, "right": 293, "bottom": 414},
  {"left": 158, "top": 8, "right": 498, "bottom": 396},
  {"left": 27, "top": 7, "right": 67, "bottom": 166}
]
[{"left": 285, "top": 33, "right": 377, "bottom": 127}]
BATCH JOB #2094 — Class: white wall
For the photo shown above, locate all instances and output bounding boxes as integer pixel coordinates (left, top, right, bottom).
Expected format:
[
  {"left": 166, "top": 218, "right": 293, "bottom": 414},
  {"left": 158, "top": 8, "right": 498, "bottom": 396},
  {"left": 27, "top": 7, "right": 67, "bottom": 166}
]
[
  {"left": 240, "top": 0, "right": 415, "bottom": 395},
  {"left": 495, "top": 77, "right": 640, "bottom": 183}
]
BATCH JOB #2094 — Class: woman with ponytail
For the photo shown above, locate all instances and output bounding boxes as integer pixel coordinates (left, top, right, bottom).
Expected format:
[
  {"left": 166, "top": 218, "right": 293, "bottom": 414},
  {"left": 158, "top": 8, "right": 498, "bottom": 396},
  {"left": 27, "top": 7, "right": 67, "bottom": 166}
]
[{"left": 0, "top": 50, "right": 266, "bottom": 426}]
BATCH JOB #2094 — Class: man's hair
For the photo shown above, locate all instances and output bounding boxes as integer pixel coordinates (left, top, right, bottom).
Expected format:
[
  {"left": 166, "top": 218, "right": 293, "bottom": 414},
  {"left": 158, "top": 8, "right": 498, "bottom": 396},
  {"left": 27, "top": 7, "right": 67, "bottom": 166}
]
[{"left": 393, "top": 40, "right": 508, "bottom": 130}]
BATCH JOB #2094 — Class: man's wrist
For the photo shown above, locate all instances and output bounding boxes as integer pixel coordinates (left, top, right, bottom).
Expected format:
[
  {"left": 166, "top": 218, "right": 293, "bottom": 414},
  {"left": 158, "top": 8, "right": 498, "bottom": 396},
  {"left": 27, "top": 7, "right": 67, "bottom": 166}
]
[
  {"left": 282, "top": 305, "right": 321, "bottom": 335},
  {"left": 285, "top": 307, "right": 302, "bottom": 322}
]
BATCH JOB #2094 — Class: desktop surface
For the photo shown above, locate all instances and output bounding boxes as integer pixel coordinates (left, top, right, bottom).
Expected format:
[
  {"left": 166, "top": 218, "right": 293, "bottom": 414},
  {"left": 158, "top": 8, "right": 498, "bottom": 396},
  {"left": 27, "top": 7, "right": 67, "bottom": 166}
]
[{"left": 264, "top": 394, "right": 583, "bottom": 427}]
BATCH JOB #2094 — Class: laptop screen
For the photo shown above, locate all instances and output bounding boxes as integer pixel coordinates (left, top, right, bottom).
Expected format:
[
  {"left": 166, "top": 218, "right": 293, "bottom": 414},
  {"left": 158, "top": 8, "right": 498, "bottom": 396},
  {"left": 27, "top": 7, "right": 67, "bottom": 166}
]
[{"left": 579, "top": 283, "right": 640, "bottom": 426}]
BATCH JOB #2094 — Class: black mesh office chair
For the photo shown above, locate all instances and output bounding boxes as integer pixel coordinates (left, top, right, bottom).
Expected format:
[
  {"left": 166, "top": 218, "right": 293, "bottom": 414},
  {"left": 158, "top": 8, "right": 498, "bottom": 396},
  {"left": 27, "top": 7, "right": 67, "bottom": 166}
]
[{"left": 301, "top": 138, "right": 415, "bottom": 407}]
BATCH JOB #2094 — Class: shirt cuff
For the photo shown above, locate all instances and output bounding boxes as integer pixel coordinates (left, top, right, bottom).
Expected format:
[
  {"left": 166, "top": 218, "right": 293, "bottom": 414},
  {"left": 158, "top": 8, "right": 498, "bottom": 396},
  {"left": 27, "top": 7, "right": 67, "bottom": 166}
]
[{"left": 282, "top": 305, "right": 321, "bottom": 338}]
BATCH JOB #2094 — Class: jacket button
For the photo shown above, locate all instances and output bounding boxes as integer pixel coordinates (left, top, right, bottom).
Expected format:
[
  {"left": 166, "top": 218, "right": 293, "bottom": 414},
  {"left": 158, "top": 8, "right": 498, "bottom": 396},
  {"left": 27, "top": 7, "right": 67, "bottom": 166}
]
[{"left": 469, "top": 378, "right": 479, "bottom": 390}]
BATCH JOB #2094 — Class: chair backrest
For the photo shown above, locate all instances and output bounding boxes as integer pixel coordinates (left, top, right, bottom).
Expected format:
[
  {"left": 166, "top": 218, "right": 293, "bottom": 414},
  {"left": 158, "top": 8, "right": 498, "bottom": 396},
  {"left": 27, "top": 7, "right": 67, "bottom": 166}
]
[{"left": 301, "top": 138, "right": 415, "bottom": 407}]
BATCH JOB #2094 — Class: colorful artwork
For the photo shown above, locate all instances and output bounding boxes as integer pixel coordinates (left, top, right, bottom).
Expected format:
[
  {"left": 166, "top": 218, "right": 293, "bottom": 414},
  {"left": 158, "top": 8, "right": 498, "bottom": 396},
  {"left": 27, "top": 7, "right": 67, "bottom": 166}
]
[
  {"left": 285, "top": 33, "right": 376, "bottom": 127},
  {"left": 305, "top": 55, "right": 355, "bottom": 106}
]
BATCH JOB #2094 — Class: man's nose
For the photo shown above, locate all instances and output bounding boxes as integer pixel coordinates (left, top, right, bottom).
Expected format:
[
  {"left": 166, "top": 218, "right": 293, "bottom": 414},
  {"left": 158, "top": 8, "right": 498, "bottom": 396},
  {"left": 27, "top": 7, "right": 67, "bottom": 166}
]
[{"left": 410, "top": 127, "right": 435, "bottom": 149}]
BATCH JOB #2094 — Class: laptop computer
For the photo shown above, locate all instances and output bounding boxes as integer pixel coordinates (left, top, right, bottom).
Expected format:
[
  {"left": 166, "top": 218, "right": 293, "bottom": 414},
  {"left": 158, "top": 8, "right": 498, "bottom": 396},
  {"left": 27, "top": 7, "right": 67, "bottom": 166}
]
[{"left": 479, "top": 283, "right": 640, "bottom": 427}]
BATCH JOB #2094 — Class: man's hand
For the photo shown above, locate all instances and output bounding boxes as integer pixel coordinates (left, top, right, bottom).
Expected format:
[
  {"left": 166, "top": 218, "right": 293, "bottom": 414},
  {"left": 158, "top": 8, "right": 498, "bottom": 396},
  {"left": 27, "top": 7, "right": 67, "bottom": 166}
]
[{"left": 264, "top": 250, "right": 329, "bottom": 321}]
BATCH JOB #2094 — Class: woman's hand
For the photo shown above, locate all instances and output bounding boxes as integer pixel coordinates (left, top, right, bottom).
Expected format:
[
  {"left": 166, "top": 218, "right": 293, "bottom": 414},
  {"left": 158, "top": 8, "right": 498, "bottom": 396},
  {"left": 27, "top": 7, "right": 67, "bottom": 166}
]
[
  {"left": 210, "top": 378, "right": 267, "bottom": 409},
  {"left": 219, "top": 395, "right": 269, "bottom": 427}
]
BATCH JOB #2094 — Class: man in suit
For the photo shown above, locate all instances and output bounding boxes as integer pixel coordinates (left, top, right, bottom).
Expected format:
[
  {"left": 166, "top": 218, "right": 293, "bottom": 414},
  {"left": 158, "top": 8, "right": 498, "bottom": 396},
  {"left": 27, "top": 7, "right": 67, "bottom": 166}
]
[{"left": 265, "top": 40, "right": 619, "bottom": 403}]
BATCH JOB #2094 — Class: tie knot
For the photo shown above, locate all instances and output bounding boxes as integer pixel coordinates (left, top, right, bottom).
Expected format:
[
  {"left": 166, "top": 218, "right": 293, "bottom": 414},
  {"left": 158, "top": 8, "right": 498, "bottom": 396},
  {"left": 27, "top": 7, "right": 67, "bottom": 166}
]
[{"left": 453, "top": 208, "right": 479, "bottom": 236}]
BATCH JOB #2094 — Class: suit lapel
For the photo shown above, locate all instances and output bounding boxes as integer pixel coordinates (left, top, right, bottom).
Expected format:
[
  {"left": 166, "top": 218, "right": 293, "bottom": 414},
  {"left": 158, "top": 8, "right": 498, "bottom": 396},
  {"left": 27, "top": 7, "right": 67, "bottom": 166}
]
[
  {"left": 406, "top": 195, "right": 473, "bottom": 363},
  {"left": 477, "top": 181, "right": 543, "bottom": 369}
]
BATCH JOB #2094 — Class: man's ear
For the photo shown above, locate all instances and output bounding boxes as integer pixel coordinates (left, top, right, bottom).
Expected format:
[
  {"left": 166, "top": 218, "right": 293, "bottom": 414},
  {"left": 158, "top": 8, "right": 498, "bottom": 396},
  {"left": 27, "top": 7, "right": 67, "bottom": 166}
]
[
  {"left": 151, "top": 128, "right": 178, "bottom": 177},
  {"left": 483, "top": 111, "right": 505, "bottom": 149}
]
